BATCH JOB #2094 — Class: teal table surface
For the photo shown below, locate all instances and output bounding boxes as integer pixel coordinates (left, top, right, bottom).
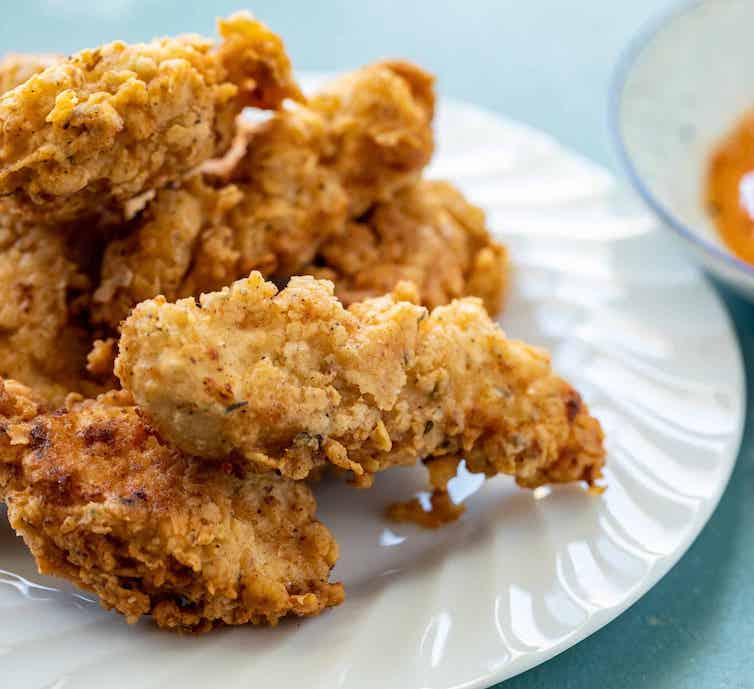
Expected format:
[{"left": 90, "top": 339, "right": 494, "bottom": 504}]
[{"left": 3, "top": 1, "right": 753, "bottom": 687}]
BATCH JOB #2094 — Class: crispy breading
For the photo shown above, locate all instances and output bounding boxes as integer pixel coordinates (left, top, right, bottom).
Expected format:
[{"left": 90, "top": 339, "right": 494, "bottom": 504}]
[
  {"left": 304, "top": 180, "right": 508, "bottom": 313},
  {"left": 179, "top": 104, "right": 349, "bottom": 296},
  {"left": 300, "top": 59, "right": 435, "bottom": 216},
  {"left": 0, "top": 217, "right": 111, "bottom": 405},
  {"left": 86, "top": 337, "right": 118, "bottom": 381},
  {"left": 0, "top": 53, "right": 60, "bottom": 95},
  {"left": 116, "top": 273, "right": 605, "bottom": 490},
  {"left": 0, "top": 12, "right": 301, "bottom": 222},
  {"left": 91, "top": 177, "right": 226, "bottom": 328},
  {"left": 0, "top": 380, "right": 343, "bottom": 631},
  {"left": 91, "top": 61, "right": 436, "bottom": 328}
]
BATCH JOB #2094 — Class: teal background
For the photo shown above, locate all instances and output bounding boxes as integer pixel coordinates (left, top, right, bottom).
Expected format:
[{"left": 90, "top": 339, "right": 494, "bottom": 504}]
[{"left": 2, "top": 1, "right": 753, "bottom": 686}]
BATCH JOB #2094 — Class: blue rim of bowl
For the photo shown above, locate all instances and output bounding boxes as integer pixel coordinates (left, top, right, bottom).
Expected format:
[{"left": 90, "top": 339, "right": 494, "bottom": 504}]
[{"left": 609, "top": 0, "right": 754, "bottom": 281}]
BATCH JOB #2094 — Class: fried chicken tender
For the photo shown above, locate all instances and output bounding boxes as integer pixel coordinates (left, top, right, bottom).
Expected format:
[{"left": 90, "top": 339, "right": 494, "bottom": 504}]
[
  {"left": 0, "top": 12, "right": 301, "bottom": 222},
  {"left": 0, "top": 379, "right": 343, "bottom": 631},
  {"left": 0, "top": 53, "right": 60, "bottom": 95},
  {"left": 91, "top": 176, "right": 235, "bottom": 328},
  {"left": 116, "top": 273, "right": 605, "bottom": 490},
  {"left": 178, "top": 104, "right": 349, "bottom": 295},
  {"left": 306, "top": 59, "right": 435, "bottom": 216},
  {"left": 91, "top": 61, "right": 436, "bottom": 328},
  {"left": 304, "top": 180, "right": 508, "bottom": 313},
  {"left": 0, "top": 217, "right": 111, "bottom": 405}
]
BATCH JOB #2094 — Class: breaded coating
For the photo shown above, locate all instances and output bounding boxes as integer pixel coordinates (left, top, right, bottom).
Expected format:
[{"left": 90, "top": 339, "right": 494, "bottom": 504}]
[
  {"left": 116, "top": 273, "right": 605, "bottom": 490},
  {"left": 179, "top": 104, "right": 349, "bottom": 295},
  {"left": 0, "top": 380, "right": 343, "bottom": 631},
  {"left": 91, "top": 177, "right": 234, "bottom": 328},
  {"left": 0, "top": 12, "right": 301, "bottom": 222},
  {"left": 0, "top": 53, "right": 60, "bottom": 95},
  {"left": 0, "top": 217, "right": 110, "bottom": 405},
  {"left": 86, "top": 337, "right": 118, "bottom": 379},
  {"left": 376, "top": 452, "right": 470, "bottom": 527},
  {"left": 306, "top": 59, "right": 435, "bottom": 216},
  {"left": 91, "top": 61, "right": 436, "bottom": 328},
  {"left": 304, "top": 180, "right": 508, "bottom": 313}
]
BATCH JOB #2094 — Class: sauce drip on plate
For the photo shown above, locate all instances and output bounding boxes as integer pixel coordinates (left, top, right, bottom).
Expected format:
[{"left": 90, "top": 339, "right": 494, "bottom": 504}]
[{"left": 707, "top": 110, "right": 754, "bottom": 265}]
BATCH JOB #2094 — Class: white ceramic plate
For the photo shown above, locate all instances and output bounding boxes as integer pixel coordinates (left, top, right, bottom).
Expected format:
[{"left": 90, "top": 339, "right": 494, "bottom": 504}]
[{"left": 0, "top": 88, "right": 745, "bottom": 689}]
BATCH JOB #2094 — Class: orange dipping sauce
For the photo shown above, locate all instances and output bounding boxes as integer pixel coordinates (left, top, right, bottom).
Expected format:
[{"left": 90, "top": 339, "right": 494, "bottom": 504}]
[{"left": 707, "top": 110, "right": 754, "bottom": 265}]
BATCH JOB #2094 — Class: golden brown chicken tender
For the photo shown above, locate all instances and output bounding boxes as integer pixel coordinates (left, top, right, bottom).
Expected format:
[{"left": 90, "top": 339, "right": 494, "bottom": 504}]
[
  {"left": 0, "top": 217, "right": 111, "bottom": 405},
  {"left": 306, "top": 59, "right": 435, "bottom": 216},
  {"left": 91, "top": 61, "right": 437, "bottom": 328},
  {"left": 179, "top": 104, "right": 349, "bottom": 295},
  {"left": 304, "top": 180, "right": 508, "bottom": 313},
  {"left": 116, "top": 273, "right": 605, "bottom": 490},
  {"left": 91, "top": 176, "right": 228, "bottom": 328},
  {"left": 0, "top": 379, "right": 343, "bottom": 631},
  {"left": 0, "top": 12, "right": 301, "bottom": 222},
  {"left": 0, "top": 53, "right": 60, "bottom": 95}
]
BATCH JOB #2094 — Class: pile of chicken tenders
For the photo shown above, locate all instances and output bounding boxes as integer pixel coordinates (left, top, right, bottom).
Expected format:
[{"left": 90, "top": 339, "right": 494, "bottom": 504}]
[{"left": 0, "top": 13, "right": 605, "bottom": 632}]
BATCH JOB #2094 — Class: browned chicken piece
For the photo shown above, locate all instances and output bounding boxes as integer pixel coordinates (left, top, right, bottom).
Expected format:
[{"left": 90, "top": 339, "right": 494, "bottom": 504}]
[
  {"left": 0, "top": 12, "right": 301, "bottom": 222},
  {"left": 0, "top": 53, "right": 60, "bottom": 95},
  {"left": 0, "top": 216, "right": 112, "bottom": 405},
  {"left": 305, "top": 59, "right": 435, "bottom": 216},
  {"left": 0, "top": 379, "right": 343, "bottom": 631},
  {"left": 91, "top": 61, "right": 436, "bottom": 328},
  {"left": 303, "top": 180, "right": 508, "bottom": 314},
  {"left": 174, "top": 104, "right": 349, "bottom": 297},
  {"left": 91, "top": 176, "right": 234, "bottom": 328},
  {"left": 116, "top": 273, "right": 605, "bottom": 490}
]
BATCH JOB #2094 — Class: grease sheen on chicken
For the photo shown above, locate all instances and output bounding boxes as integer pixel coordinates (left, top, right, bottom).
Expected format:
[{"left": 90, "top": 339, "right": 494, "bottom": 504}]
[{"left": 116, "top": 273, "right": 605, "bottom": 489}]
